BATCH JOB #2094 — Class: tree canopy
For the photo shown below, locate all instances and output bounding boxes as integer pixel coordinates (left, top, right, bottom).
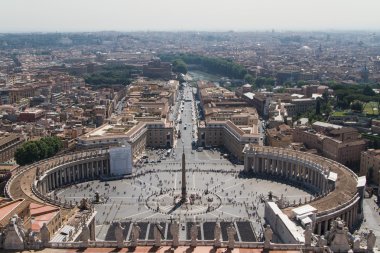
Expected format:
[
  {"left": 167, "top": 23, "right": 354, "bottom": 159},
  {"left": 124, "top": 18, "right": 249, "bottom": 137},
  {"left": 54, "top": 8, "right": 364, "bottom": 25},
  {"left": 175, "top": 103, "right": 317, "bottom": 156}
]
[
  {"left": 331, "top": 83, "right": 379, "bottom": 110},
  {"left": 160, "top": 54, "right": 248, "bottom": 79},
  {"left": 172, "top": 59, "right": 188, "bottom": 74},
  {"left": 15, "top": 136, "right": 63, "bottom": 166},
  {"left": 84, "top": 65, "right": 139, "bottom": 87}
]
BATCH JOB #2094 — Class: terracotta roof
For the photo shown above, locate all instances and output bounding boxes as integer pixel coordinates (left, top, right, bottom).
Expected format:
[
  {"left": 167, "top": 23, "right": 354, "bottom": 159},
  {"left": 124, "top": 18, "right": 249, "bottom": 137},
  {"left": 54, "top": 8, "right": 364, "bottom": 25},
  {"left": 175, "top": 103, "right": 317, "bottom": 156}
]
[
  {"left": 30, "top": 202, "right": 59, "bottom": 216},
  {"left": 0, "top": 199, "right": 25, "bottom": 221}
]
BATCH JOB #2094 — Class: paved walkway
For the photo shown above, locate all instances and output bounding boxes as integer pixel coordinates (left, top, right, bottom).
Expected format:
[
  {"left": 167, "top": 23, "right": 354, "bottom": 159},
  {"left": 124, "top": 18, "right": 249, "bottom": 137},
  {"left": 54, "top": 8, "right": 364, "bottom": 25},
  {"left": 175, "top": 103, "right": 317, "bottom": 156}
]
[{"left": 359, "top": 196, "right": 380, "bottom": 248}]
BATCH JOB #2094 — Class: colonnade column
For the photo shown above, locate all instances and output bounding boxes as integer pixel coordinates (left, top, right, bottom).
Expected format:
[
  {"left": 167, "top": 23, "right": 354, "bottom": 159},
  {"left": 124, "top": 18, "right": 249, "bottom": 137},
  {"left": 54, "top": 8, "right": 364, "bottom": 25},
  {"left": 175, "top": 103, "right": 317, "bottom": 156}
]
[
  {"left": 324, "top": 219, "right": 329, "bottom": 234},
  {"left": 317, "top": 222, "right": 322, "bottom": 235},
  {"left": 47, "top": 174, "right": 51, "bottom": 191}
]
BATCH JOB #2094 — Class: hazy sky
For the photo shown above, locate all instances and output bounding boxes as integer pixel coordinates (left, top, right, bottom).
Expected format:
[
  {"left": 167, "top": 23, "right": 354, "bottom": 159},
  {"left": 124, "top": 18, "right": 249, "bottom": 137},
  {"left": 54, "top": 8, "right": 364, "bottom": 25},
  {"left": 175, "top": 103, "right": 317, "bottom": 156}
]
[{"left": 1, "top": 0, "right": 380, "bottom": 32}]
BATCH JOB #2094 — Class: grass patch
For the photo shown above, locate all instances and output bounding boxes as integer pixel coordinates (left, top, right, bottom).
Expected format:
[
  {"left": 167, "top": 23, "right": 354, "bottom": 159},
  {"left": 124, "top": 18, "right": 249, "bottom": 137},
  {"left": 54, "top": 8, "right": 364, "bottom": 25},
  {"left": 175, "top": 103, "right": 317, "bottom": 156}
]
[
  {"left": 364, "top": 101, "right": 379, "bottom": 115},
  {"left": 332, "top": 111, "right": 348, "bottom": 116}
]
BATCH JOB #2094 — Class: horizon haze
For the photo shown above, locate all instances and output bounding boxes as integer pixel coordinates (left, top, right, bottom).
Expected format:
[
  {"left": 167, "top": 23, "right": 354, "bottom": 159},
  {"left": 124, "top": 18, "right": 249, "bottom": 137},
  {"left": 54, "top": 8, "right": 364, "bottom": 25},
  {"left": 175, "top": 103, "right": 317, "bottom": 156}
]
[{"left": 1, "top": 0, "right": 380, "bottom": 33}]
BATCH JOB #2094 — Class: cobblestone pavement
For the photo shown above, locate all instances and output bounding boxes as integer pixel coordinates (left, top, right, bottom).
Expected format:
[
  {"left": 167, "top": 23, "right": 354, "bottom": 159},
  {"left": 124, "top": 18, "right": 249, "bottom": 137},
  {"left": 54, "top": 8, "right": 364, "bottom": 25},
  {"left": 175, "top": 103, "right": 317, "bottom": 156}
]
[
  {"left": 359, "top": 196, "right": 380, "bottom": 248},
  {"left": 57, "top": 160, "right": 311, "bottom": 241}
]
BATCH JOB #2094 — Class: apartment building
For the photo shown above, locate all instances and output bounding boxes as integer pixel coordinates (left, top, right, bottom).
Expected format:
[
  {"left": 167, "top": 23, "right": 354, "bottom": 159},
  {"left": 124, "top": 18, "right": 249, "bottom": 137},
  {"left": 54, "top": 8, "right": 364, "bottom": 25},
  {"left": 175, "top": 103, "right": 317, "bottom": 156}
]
[
  {"left": 198, "top": 120, "right": 261, "bottom": 162},
  {"left": 0, "top": 133, "right": 25, "bottom": 162},
  {"left": 293, "top": 122, "right": 366, "bottom": 167},
  {"left": 142, "top": 58, "right": 172, "bottom": 79},
  {"left": 266, "top": 124, "right": 293, "bottom": 148},
  {"left": 76, "top": 80, "right": 177, "bottom": 160},
  {"left": 198, "top": 106, "right": 262, "bottom": 162},
  {"left": 371, "top": 119, "right": 380, "bottom": 134},
  {"left": 360, "top": 149, "right": 380, "bottom": 189}
]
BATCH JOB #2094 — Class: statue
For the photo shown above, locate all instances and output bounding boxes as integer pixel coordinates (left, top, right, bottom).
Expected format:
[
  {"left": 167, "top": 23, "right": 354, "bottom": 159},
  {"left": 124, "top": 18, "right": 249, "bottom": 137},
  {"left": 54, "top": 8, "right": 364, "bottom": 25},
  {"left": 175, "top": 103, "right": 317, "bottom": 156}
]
[
  {"left": 81, "top": 224, "right": 90, "bottom": 245},
  {"left": 328, "top": 218, "right": 350, "bottom": 252},
  {"left": 325, "top": 220, "right": 335, "bottom": 244},
  {"left": 114, "top": 222, "right": 124, "bottom": 248},
  {"left": 367, "top": 229, "right": 376, "bottom": 251},
  {"left": 353, "top": 233, "right": 361, "bottom": 251},
  {"left": 170, "top": 221, "right": 180, "bottom": 247},
  {"left": 214, "top": 222, "right": 222, "bottom": 247},
  {"left": 190, "top": 223, "right": 199, "bottom": 247},
  {"left": 226, "top": 223, "right": 237, "bottom": 249},
  {"left": 304, "top": 224, "right": 312, "bottom": 246},
  {"left": 3, "top": 215, "right": 25, "bottom": 250},
  {"left": 264, "top": 225, "right": 273, "bottom": 248},
  {"left": 153, "top": 223, "right": 163, "bottom": 246},
  {"left": 131, "top": 223, "right": 140, "bottom": 247},
  {"left": 40, "top": 223, "right": 50, "bottom": 247},
  {"left": 79, "top": 198, "right": 91, "bottom": 210},
  {"left": 25, "top": 228, "right": 39, "bottom": 245},
  {"left": 317, "top": 235, "right": 326, "bottom": 248}
]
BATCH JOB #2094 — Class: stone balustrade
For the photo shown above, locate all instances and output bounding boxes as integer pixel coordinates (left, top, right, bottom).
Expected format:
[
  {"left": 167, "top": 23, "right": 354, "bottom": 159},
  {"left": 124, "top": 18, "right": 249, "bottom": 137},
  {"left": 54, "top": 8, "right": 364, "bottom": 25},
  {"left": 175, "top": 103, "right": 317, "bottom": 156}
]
[{"left": 46, "top": 240, "right": 321, "bottom": 251}]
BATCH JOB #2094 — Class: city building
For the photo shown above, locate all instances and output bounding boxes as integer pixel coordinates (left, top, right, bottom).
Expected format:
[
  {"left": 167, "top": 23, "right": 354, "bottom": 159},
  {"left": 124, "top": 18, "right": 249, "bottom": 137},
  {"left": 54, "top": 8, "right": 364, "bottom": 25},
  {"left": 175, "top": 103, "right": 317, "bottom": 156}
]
[
  {"left": 293, "top": 122, "right": 366, "bottom": 167},
  {"left": 266, "top": 124, "right": 293, "bottom": 148},
  {"left": 142, "top": 58, "right": 173, "bottom": 79},
  {"left": 371, "top": 119, "right": 380, "bottom": 134},
  {"left": 0, "top": 132, "right": 24, "bottom": 162},
  {"left": 77, "top": 121, "right": 173, "bottom": 161},
  {"left": 18, "top": 108, "right": 46, "bottom": 122},
  {"left": 360, "top": 149, "right": 380, "bottom": 191}
]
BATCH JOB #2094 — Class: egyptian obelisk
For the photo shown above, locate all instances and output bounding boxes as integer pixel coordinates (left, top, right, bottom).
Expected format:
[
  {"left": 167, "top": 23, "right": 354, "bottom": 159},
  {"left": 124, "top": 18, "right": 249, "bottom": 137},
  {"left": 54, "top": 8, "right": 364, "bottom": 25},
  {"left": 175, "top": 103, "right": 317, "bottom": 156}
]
[{"left": 181, "top": 147, "right": 186, "bottom": 201}]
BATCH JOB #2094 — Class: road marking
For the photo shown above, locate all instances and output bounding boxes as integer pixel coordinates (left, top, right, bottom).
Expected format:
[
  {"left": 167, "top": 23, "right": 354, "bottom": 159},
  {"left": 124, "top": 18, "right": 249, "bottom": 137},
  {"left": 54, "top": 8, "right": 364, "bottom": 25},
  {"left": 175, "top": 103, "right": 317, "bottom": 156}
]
[
  {"left": 137, "top": 212, "right": 159, "bottom": 222},
  {"left": 174, "top": 173, "right": 177, "bottom": 189},
  {"left": 215, "top": 209, "right": 241, "bottom": 218},
  {"left": 216, "top": 177, "right": 256, "bottom": 193},
  {"left": 193, "top": 174, "right": 195, "bottom": 188},
  {"left": 124, "top": 210, "right": 152, "bottom": 219},
  {"left": 209, "top": 177, "right": 235, "bottom": 191},
  {"left": 137, "top": 179, "right": 160, "bottom": 191},
  {"left": 123, "top": 181, "right": 144, "bottom": 189},
  {"left": 208, "top": 212, "right": 219, "bottom": 218}
]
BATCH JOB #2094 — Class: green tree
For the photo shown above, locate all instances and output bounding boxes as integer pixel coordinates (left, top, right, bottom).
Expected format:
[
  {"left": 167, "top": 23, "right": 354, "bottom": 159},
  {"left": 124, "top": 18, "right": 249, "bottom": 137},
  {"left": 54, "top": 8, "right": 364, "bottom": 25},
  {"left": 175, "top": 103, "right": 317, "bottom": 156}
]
[
  {"left": 296, "top": 80, "right": 306, "bottom": 88},
  {"left": 244, "top": 74, "right": 254, "bottom": 84},
  {"left": 172, "top": 59, "right": 188, "bottom": 74},
  {"left": 351, "top": 100, "right": 364, "bottom": 112},
  {"left": 363, "top": 85, "right": 376, "bottom": 96},
  {"left": 160, "top": 53, "right": 248, "bottom": 79},
  {"left": 15, "top": 137, "right": 63, "bottom": 166},
  {"left": 316, "top": 98, "right": 321, "bottom": 115}
]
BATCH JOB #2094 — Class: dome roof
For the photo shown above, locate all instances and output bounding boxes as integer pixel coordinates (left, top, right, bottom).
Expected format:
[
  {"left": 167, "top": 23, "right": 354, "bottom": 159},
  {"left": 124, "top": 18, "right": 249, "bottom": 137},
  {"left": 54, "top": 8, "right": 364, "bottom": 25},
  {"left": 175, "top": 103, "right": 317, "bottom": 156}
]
[{"left": 299, "top": 45, "right": 312, "bottom": 51}]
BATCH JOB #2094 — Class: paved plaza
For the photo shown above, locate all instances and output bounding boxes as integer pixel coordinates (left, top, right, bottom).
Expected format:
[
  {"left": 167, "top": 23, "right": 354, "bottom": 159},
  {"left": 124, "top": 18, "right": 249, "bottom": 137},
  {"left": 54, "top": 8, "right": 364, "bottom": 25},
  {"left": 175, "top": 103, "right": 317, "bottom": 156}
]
[{"left": 57, "top": 159, "right": 311, "bottom": 241}]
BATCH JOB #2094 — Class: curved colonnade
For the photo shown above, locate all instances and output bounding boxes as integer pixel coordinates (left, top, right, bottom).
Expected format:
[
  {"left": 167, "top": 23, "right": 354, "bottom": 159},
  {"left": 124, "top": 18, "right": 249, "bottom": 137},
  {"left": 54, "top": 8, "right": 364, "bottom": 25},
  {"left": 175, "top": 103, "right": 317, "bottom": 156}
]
[
  {"left": 6, "top": 145, "right": 364, "bottom": 238},
  {"left": 5, "top": 149, "right": 111, "bottom": 208},
  {"left": 243, "top": 144, "right": 363, "bottom": 235}
]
